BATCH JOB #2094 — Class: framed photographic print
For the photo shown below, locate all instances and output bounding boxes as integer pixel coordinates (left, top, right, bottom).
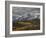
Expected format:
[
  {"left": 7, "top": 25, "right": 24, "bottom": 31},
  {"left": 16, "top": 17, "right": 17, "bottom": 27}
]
[{"left": 5, "top": 1, "right": 45, "bottom": 37}]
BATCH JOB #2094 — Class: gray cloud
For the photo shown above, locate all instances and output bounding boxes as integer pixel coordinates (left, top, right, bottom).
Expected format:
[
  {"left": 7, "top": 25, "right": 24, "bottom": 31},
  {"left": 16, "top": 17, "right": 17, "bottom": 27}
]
[{"left": 12, "top": 7, "right": 40, "bottom": 18}]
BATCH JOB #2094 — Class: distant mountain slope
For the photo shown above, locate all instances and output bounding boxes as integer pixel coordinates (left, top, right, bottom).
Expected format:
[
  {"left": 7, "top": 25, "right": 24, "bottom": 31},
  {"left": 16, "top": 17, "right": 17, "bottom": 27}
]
[{"left": 13, "top": 15, "right": 40, "bottom": 22}]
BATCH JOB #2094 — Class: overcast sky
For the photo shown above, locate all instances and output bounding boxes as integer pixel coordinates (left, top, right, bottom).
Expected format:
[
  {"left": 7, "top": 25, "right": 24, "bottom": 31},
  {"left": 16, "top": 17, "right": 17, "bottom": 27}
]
[{"left": 12, "top": 7, "right": 40, "bottom": 17}]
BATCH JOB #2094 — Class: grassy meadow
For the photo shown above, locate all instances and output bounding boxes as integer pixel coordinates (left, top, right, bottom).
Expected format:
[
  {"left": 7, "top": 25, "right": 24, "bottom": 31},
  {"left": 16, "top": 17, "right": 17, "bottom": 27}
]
[{"left": 12, "top": 18, "right": 40, "bottom": 31}]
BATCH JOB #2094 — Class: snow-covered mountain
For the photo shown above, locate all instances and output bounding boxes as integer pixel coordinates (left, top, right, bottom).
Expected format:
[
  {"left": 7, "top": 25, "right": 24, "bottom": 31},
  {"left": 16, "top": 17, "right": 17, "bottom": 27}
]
[{"left": 13, "top": 15, "right": 40, "bottom": 22}]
